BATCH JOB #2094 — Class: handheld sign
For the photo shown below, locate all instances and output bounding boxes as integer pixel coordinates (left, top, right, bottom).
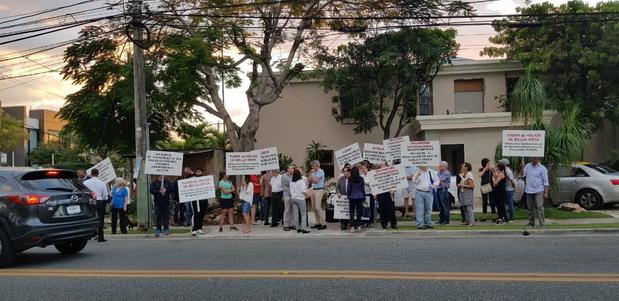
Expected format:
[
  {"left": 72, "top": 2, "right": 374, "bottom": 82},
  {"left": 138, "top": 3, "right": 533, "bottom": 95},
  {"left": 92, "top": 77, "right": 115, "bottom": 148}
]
[
  {"left": 87, "top": 157, "right": 117, "bottom": 184},
  {"left": 226, "top": 152, "right": 261, "bottom": 175},
  {"left": 177, "top": 175, "right": 216, "bottom": 203},
  {"left": 367, "top": 165, "right": 408, "bottom": 195},
  {"left": 363, "top": 143, "right": 386, "bottom": 164},
  {"left": 132, "top": 157, "right": 142, "bottom": 180},
  {"left": 145, "top": 151, "right": 184, "bottom": 176},
  {"left": 256, "top": 147, "right": 280, "bottom": 171},
  {"left": 383, "top": 136, "right": 410, "bottom": 162},
  {"left": 330, "top": 194, "right": 369, "bottom": 221},
  {"left": 335, "top": 143, "right": 363, "bottom": 168},
  {"left": 502, "top": 130, "right": 545, "bottom": 157},
  {"left": 401, "top": 141, "right": 441, "bottom": 167}
]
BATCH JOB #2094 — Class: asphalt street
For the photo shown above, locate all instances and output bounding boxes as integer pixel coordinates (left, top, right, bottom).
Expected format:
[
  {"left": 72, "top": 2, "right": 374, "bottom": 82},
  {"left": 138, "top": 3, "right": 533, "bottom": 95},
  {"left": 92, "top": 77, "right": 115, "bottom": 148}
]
[{"left": 1, "top": 234, "right": 619, "bottom": 300}]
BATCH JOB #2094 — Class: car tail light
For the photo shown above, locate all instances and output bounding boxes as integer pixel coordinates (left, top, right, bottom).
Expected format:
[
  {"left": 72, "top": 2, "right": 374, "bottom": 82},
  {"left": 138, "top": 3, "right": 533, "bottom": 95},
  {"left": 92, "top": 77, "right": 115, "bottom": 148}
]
[
  {"left": 611, "top": 179, "right": 619, "bottom": 186},
  {"left": 8, "top": 194, "right": 50, "bottom": 205},
  {"left": 46, "top": 170, "right": 60, "bottom": 176}
]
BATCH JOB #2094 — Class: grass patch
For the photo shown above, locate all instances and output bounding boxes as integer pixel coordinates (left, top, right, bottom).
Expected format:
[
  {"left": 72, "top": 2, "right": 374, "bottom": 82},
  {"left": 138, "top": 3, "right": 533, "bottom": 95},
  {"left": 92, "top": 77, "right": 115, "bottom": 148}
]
[
  {"left": 397, "top": 208, "right": 611, "bottom": 221},
  {"left": 396, "top": 223, "right": 619, "bottom": 231}
]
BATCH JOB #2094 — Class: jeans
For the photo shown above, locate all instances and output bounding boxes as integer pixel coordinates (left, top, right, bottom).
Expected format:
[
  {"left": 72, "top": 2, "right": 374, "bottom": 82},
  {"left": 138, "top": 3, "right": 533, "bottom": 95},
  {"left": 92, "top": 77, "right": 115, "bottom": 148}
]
[
  {"left": 349, "top": 198, "right": 364, "bottom": 228},
  {"left": 283, "top": 196, "right": 293, "bottom": 227},
  {"left": 155, "top": 204, "right": 170, "bottom": 231},
  {"left": 110, "top": 207, "right": 127, "bottom": 234},
  {"left": 185, "top": 202, "right": 193, "bottom": 226},
  {"left": 506, "top": 190, "right": 515, "bottom": 220},
  {"left": 482, "top": 191, "right": 496, "bottom": 214},
  {"left": 437, "top": 189, "right": 450, "bottom": 224},
  {"left": 253, "top": 194, "right": 263, "bottom": 221},
  {"left": 261, "top": 197, "right": 271, "bottom": 223},
  {"left": 191, "top": 199, "right": 208, "bottom": 231},
  {"left": 96, "top": 201, "right": 106, "bottom": 241},
  {"left": 173, "top": 202, "right": 186, "bottom": 225},
  {"left": 242, "top": 201, "right": 252, "bottom": 215},
  {"left": 367, "top": 195, "right": 375, "bottom": 225},
  {"left": 526, "top": 192, "right": 545, "bottom": 226},
  {"left": 415, "top": 191, "right": 434, "bottom": 227},
  {"left": 290, "top": 198, "right": 308, "bottom": 231}
]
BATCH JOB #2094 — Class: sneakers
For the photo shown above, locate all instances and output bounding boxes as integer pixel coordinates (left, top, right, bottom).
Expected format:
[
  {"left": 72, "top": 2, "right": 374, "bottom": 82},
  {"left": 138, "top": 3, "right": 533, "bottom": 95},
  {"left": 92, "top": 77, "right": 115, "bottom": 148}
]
[
  {"left": 155, "top": 229, "right": 161, "bottom": 237},
  {"left": 164, "top": 229, "right": 170, "bottom": 236},
  {"left": 350, "top": 227, "right": 356, "bottom": 233},
  {"left": 197, "top": 229, "right": 205, "bottom": 235},
  {"left": 191, "top": 231, "right": 198, "bottom": 236}
]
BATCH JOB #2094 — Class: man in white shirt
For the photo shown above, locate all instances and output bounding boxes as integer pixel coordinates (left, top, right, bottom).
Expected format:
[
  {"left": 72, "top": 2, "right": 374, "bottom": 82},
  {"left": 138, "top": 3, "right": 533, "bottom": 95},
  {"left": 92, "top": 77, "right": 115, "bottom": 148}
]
[
  {"left": 270, "top": 169, "right": 284, "bottom": 228},
  {"left": 83, "top": 169, "right": 109, "bottom": 242},
  {"left": 414, "top": 165, "right": 438, "bottom": 229}
]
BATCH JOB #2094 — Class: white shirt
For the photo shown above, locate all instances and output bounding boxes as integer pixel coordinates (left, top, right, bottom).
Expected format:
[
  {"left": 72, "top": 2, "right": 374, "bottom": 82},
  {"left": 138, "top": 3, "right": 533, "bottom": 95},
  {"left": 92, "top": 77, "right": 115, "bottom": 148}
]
[
  {"left": 414, "top": 169, "right": 438, "bottom": 192},
  {"left": 239, "top": 182, "right": 254, "bottom": 204},
  {"left": 84, "top": 177, "right": 109, "bottom": 201},
  {"left": 290, "top": 179, "right": 308, "bottom": 200},
  {"left": 361, "top": 173, "right": 372, "bottom": 195},
  {"left": 271, "top": 174, "right": 283, "bottom": 193},
  {"left": 505, "top": 167, "right": 515, "bottom": 191}
]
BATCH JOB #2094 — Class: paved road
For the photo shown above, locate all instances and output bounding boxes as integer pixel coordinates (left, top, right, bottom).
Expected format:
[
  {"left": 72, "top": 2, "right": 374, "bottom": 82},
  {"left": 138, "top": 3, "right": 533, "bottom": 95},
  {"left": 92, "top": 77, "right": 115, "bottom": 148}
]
[{"left": 1, "top": 234, "right": 619, "bottom": 300}]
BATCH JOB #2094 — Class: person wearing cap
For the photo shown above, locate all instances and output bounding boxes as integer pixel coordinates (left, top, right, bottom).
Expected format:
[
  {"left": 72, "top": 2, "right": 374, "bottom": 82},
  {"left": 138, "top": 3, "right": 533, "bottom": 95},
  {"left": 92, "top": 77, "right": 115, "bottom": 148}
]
[
  {"left": 500, "top": 158, "right": 516, "bottom": 222},
  {"left": 436, "top": 161, "right": 452, "bottom": 225},
  {"left": 309, "top": 160, "right": 327, "bottom": 230},
  {"left": 522, "top": 157, "right": 549, "bottom": 227}
]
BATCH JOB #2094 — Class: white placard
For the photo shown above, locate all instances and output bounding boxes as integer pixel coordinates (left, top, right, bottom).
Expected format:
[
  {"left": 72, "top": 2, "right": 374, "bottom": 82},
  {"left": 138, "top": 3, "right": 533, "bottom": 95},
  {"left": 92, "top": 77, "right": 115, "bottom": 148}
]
[
  {"left": 502, "top": 130, "right": 546, "bottom": 157},
  {"left": 367, "top": 165, "right": 408, "bottom": 195},
  {"left": 145, "top": 150, "right": 184, "bottom": 176},
  {"left": 177, "top": 175, "right": 216, "bottom": 203},
  {"left": 383, "top": 136, "right": 410, "bottom": 161},
  {"left": 87, "top": 157, "right": 117, "bottom": 184},
  {"left": 331, "top": 194, "right": 369, "bottom": 221},
  {"left": 256, "top": 147, "right": 280, "bottom": 171},
  {"left": 132, "top": 157, "right": 142, "bottom": 180},
  {"left": 401, "top": 141, "right": 441, "bottom": 167},
  {"left": 363, "top": 143, "right": 386, "bottom": 164},
  {"left": 226, "top": 152, "right": 261, "bottom": 175},
  {"left": 335, "top": 143, "right": 363, "bottom": 168}
]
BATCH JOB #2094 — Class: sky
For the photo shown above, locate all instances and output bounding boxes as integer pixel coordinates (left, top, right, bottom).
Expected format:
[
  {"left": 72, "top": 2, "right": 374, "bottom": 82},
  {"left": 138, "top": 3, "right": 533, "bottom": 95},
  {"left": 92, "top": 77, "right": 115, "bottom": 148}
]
[{"left": 0, "top": 0, "right": 608, "bottom": 126}]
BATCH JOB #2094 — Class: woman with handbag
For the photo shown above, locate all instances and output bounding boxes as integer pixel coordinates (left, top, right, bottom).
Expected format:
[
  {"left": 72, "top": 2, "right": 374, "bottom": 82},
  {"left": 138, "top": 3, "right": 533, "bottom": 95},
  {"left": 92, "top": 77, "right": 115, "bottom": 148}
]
[{"left": 478, "top": 158, "right": 495, "bottom": 215}]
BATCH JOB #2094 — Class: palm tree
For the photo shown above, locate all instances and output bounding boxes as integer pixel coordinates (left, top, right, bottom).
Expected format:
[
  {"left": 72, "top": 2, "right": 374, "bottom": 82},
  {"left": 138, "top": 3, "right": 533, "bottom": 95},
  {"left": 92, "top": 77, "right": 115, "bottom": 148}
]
[
  {"left": 203, "top": 128, "right": 231, "bottom": 151},
  {"left": 304, "top": 140, "right": 327, "bottom": 171},
  {"left": 510, "top": 72, "right": 546, "bottom": 126}
]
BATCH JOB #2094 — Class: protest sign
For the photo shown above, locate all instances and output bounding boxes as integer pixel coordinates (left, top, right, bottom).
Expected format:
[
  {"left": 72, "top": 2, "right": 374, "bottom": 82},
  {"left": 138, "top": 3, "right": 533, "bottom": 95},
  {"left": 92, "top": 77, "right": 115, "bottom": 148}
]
[
  {"left": 401, "top": 140, "right": 441, "bottom": 167},
  {"left": 132, "top": 157, "right": 142, "bottom": 180},
  {"left": 256, "top": 147, "right": 280, "bottom": 171},
  {"left": 331, "top": 194, "right": 369, "bottom": 221},
  {"left": 383, "top": 136, "right": 410, "bottom": 161},
  {"left": 335, "top": 143, "right": 363, "bottom": 168},
  {"left": 87, "top": 157, "right": 117, "bottom": 184},
  {"left": 145, "top": 151, "right": 184, "bottom": 176},
  {"left": 363, "top": 143, "right": 386, "bottom": 164},
  {"left": 502, "top": 130, "right": 545, "bottom": 157},
  {"left": 367, "top": 164, "right": 408, "bottom": 195},
  {"left": 177, "top": 175, "right": 216, "bottom": 203},
  {"left": 226, "top": 152, "right": 261, "bottom": 175}
]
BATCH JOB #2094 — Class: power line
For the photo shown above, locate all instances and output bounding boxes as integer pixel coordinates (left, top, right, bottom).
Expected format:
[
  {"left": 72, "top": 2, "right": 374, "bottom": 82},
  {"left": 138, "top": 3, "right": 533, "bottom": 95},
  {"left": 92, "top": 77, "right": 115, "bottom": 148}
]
[
  {"left": 0, "top": 0, "right": 107, "bottom": 24},
  {"left": 0, "top": 6, "right": 117, "bottom": 31}
]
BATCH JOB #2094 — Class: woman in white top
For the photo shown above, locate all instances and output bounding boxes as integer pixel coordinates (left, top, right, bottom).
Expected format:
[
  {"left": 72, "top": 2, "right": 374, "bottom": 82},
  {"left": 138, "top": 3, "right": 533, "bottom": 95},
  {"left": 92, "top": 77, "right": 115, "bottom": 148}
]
[
  {"left": 290, "top": 169, "right": 311, "bottom": 234},
  {"left": 239, "top": 175, "right": 254, "bottom": 233},
  {"left": 457, "top": 162, "right": 476, "bottom": 227}
]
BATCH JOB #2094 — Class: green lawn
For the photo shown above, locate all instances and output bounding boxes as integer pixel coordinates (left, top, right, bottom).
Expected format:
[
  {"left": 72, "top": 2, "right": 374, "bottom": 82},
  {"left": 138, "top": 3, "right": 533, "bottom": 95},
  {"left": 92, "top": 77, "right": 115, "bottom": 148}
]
[
  {"left": 397, "top": 208, "right": 611, "bottom": 222},
  {"left": 396, "top": 223, "right": 619, "bottom": 231}
]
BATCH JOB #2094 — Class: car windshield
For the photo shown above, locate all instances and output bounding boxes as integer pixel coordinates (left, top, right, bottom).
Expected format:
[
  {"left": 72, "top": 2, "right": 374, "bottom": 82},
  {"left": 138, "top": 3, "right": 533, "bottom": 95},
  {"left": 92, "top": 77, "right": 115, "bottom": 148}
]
[{"left": 585, "top": 164, "right": 618, "bottom": 174}]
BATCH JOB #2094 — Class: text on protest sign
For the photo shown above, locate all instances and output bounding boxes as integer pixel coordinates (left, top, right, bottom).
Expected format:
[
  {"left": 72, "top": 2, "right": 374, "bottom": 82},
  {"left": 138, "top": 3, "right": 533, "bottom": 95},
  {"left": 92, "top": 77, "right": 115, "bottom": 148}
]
[
  {"left": 367, "top": 164, "right": 408, "bottom": 195},
  {"left": 226, "top": 152, "right": 261, "bottom": 175},
  {"left": 177, "top": 176, "right": 216, "bottom": 203},
  {"left": 335, "top": 143, "right": 363, "bottom": 168},
  {"left": 401, "top": 141, "right": 441, "bottom": 167},
  {"left": 383, "top": 136, "right": 410, "bottom": 162},
  {"left": 87, "top": 157, "right": 117, "bottom": 184},
  {"left": 330, "top": 194, "right": 369, "bottom": 221},
  {"left": 256, "top": 147, "right": 280, "bottom": 171},
  {"left": 363, "top": 143, "right": 386, "bottom": 164},
  {"left": 145, "top": 151, "right": 184, "bottom": 176},
  {"left": 502, "top": 130, "right": 546, "bottom": 157}
]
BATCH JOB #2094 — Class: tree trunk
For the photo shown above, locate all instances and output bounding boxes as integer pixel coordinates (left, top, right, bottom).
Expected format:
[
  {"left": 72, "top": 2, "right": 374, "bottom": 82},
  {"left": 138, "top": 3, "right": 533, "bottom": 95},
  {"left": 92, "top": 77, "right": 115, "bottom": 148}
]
[{"left": 228, "top": 95, "right": 261, "bottom": 152}]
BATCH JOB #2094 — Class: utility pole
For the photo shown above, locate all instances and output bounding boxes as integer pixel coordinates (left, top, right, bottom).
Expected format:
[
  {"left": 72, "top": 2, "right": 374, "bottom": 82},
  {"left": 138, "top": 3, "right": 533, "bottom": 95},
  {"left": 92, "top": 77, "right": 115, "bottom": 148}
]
[{"left": 129, "top": 0, "right": 150, "bottom": 230}]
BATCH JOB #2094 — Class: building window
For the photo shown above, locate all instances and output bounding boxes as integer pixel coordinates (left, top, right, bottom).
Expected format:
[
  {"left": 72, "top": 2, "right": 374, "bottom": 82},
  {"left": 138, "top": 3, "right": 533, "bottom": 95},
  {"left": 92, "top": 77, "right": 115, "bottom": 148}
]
[
  {"left": 505, "top": 71, "right": 523, "bottom": 99},
  {"left": 418, "top": 85, "right": 432, "bottom": 116},
  {"left": 338, "top": 98, "right": 359, "bottom": 124},
  {"left": 454, "top": 79, "right": 484, "bottom": 114},
  {"left": 47, "top": 130, "right": 60, "bottom": 143}
]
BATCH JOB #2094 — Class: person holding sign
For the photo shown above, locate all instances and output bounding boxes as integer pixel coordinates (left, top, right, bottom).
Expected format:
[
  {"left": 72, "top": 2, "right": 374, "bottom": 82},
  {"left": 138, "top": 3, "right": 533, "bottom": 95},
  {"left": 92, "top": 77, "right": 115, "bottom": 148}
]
[
  {"left": 347, "top": 166, "right": 365, "bottom": 233},
  {"left": 414, "top": 166, "right": 438, "bottom": 229},
  {"left": 310, "top": 161, "right": 327, "bottom": 230},
  {"left": 150, "top": 175, "right": 174, "bottom": 237},
  {"left": 336, "top": 167, "right": 351, "bottom": 230},
  {"left": 239, "top": 175, "right": 254, "bottom": 234},
  {"left": 360, "top": 161, "right": 375, "bottom": 227},
  {"left": 375, "top": 161, "right": 398, "bottom": 230},
  {"left": 191, "top": 168, "right": 209, "bottom": 236},
  {"left": 290, "top": 169, "right": 311, "bottom": 234},
  {"left": 110, "top": 178, "right": 129, "bottom": 234},
  {"left": 218, "top": 171, "right": 239, "bottom": 232}
]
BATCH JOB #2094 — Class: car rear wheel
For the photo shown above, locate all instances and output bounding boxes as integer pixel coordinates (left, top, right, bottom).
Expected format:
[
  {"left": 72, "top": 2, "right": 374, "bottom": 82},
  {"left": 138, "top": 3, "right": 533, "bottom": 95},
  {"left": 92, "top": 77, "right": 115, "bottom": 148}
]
[
  {"left": 576, "top": 189, "right": 603, "bottom": 210},
  {"left": 54, "top": 239, "right": 89, "bottom": 255},
  {"left": 0, "top": 229, "right": 16, "bottom": 268}
]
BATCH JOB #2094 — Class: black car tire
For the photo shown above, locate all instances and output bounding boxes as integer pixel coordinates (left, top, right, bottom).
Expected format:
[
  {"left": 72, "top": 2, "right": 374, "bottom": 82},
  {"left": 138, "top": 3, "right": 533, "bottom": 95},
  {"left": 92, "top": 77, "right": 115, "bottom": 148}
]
[
  {"left": 0, "top": 229, "right": 16, "bottom": 268},
  {"left": 576, "top": 189, "right": 603, "bottom": 210},
  {"left": 54, "top": 239, "right": 89, "bottom": 255}
]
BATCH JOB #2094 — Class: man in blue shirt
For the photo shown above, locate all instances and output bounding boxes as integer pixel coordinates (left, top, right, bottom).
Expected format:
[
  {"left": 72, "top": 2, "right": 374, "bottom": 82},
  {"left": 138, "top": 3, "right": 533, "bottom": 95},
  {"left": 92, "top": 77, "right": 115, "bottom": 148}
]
[
  {"left": 523, "top": 157, "right": 549, "bottom": 227},
  {"left": 437, "top": 161, "right": 452, "bottom": 225},
  {"left": 310, "top": 160, "right": 327, "bottom": 230}
]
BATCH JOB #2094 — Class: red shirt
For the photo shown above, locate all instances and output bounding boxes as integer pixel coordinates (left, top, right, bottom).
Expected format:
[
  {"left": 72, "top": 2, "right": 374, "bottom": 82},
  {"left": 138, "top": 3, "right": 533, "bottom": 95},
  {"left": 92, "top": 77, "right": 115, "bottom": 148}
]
[{"left": 250, "top": 175, "right": 262, "bottom": 194}]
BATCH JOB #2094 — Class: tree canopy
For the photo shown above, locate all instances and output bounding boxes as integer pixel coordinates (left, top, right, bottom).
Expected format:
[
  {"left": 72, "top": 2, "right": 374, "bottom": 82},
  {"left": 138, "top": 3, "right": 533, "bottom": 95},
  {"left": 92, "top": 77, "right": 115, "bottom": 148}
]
[
  {"left": 483, "top": 0, "right": 619, "bottom": 129},
  {"left": 319, "top": 28, "right": 458, "bottom": 138},
  {"left": 0, "top": 108, "right": 26, "bottom": 151}
]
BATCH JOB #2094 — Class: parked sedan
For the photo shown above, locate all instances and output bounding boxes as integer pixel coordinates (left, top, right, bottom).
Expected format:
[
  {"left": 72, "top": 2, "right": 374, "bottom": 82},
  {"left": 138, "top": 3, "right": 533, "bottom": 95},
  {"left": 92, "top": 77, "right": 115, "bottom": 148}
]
[
  {"left": 514, "top": 163, "right": 619, "bottom": 210},
  {"left": 0, "top": 168, "right": 98, "bottom": 267}
]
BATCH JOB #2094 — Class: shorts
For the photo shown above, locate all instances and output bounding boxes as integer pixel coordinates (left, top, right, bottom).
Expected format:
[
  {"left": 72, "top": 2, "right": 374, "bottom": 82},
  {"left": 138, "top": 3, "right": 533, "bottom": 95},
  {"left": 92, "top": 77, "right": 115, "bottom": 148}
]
[
  {"left": 220, "top": 198, "right": 234, "bottom": 209},
  {"left": 242, "top": 201, "right": 252, "bottom": 214},
  {"left": 402, "top": 188, "right": 416, "bottom": 199}
]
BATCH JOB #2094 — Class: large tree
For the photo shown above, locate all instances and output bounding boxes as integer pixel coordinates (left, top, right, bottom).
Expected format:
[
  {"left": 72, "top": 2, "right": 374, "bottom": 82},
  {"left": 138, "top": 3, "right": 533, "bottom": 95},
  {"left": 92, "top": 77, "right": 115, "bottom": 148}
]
[
  {"left": 150, "top": 0, "right": 472, "bottom": 151},
  {"left": 482, "top": 0, "right": 619, "bottom": 130},
  {"left": 0, "top": 108, "right": 26, "bottom": 150},
  {"left": 319, "top": 28, "right": 458, "bottom": 139}
]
